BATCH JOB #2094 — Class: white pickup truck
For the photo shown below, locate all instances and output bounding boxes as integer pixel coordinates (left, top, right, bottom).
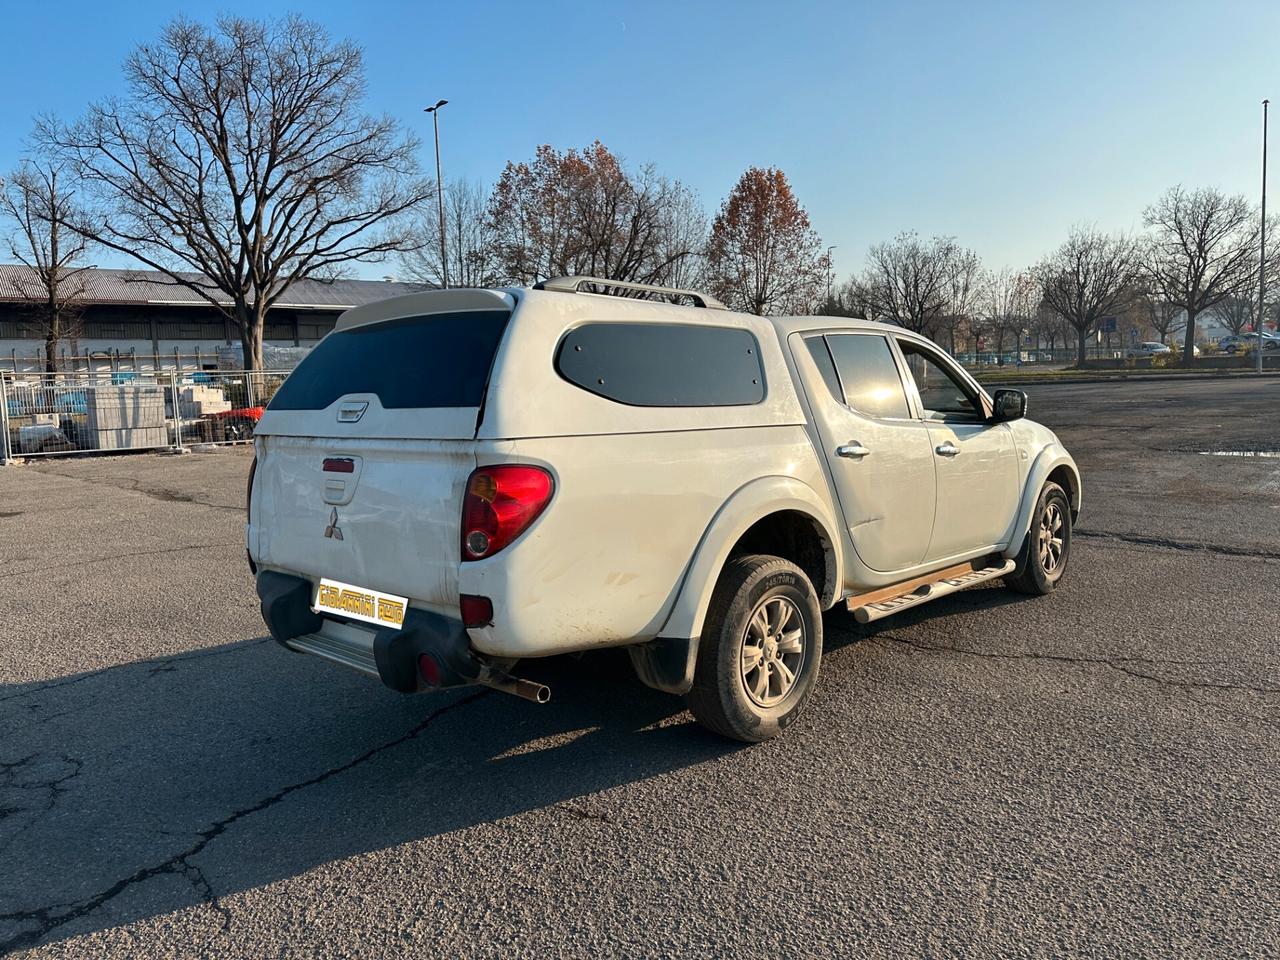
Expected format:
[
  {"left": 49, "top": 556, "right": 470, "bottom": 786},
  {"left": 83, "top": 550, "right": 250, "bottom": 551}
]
[{"left": 247, "top": 277, "right": 1080, "bottom": 741}]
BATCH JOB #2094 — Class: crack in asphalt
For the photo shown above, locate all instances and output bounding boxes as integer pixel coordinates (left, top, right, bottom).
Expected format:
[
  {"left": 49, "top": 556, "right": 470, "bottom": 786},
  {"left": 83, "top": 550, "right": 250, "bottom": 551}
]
[
  {"left": 878, "top": 634, "right": 1279, "bottom": 697},
  {"left": 28, "top": 469, "right": 243, "bottom": 515},
  {"left": 0, "top": 690, "right": 489, "bottom": 954},
  {"left": 1074, "top": 529, "right": 1280, "bottom": 561},
  {"left": 178, "top": 855, "right": 233, "bottom": 949},
  {"left": 0, "top": 754, "right": 84, "bottom": 860},
  {"left": 0, "top": 639, "right": 272, "bottom": 706},
  {"left": 0, "top": 541, "right": 244, "bottom": 581}
]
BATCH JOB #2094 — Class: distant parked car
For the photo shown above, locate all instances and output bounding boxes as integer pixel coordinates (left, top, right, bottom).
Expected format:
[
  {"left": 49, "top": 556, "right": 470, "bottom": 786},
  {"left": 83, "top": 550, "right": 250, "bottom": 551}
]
[
  {"left": 1220, "top": 334, "right": 1279, "bottom": 354},
  {"left": 1126, "top": 342, "right": 1172, "bottom": 359}
]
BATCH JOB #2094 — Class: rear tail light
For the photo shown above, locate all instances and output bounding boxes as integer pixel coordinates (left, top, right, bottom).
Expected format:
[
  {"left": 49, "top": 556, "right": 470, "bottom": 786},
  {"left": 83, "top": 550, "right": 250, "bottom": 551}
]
[{"left": 461, "top": 465, "right": 554, "bottom": 560}]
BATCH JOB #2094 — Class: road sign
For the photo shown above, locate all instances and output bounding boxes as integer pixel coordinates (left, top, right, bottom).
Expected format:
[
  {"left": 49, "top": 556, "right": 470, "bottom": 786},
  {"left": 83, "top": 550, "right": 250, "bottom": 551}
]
[
  {"left": 1131, "top": 328, "right": 1139, "bottom": 341},
  {"left": 1100, "top": 317, "right": 1117, "bottom": 333}
]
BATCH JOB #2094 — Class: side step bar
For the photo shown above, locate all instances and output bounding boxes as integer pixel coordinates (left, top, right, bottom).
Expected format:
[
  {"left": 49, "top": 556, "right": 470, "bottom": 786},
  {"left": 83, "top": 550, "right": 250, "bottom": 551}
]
[{"left": 848, "top": 559, "right": 1016, "bottom": 624}]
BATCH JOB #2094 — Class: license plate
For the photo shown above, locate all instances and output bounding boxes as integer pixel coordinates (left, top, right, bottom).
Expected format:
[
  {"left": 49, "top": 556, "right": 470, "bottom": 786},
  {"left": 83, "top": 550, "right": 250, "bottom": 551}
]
[{"left": 313, "top": 577, "right": 408, "bottom": 630}]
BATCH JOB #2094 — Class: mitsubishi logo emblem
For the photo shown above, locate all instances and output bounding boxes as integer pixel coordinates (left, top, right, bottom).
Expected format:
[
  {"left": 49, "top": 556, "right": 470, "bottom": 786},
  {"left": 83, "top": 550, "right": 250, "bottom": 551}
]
[{"left": 323, "top": 507, "right": 343, "bottom": 541}]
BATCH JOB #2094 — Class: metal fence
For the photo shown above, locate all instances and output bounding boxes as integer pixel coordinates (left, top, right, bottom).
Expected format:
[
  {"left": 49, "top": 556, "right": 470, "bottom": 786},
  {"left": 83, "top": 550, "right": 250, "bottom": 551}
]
[{"left": 1, "top": 369, "right": 290, "bottom": 461}]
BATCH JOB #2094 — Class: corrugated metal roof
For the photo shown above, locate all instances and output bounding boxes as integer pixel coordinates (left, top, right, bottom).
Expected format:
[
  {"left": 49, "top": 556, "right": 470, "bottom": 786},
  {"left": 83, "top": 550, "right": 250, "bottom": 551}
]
[{"left": 0, "top": 264, "right": 429, "bottom": 310}]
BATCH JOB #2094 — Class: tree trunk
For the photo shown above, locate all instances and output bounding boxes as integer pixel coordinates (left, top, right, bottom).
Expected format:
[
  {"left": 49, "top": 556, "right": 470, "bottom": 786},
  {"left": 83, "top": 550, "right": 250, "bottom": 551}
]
[
  {"left": 1076, "top": 326, "right": 1088, "bottom": 368},
  {"left": 1183, "top": 309, "right": 1198, "bottom": 365},
  {"left": 236, "top": 302, "right": 265, "bottom": 371},
  {"left": 44, "top": 332, "right": 58, "bottom": 374}
]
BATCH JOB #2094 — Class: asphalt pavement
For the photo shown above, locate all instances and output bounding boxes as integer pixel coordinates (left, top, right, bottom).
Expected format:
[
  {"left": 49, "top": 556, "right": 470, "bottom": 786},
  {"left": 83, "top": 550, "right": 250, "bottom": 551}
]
[{"left": 1, "top": 377, "right": 1277, "bottom": 958}]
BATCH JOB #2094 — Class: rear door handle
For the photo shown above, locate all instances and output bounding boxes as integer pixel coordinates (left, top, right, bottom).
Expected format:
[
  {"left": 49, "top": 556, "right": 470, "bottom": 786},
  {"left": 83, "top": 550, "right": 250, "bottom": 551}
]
[
  {"left": 935, "top": 441, "right": 960, "bottom": 457},
  {"left": 836, "top": 442, "right": 871, "bottom": 459}
]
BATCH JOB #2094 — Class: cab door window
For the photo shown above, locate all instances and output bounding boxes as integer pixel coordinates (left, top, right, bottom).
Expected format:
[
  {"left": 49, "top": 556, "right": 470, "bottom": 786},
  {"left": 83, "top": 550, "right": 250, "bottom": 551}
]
[{"left": 897, "top": 341, "right": 984, "bottom": 422}]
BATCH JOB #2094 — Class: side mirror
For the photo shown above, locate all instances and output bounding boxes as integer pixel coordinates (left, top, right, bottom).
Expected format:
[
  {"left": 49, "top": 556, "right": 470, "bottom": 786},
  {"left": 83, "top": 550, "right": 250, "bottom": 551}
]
[{"left": 991, "top": 388, "right": 1027, "bottom": 423}]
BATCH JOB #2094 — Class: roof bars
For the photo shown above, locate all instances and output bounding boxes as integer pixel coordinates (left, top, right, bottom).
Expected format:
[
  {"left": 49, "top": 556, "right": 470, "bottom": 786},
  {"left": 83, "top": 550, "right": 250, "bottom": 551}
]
[{"left": 534, "top": 275, "right": 727, "bottom": 310}]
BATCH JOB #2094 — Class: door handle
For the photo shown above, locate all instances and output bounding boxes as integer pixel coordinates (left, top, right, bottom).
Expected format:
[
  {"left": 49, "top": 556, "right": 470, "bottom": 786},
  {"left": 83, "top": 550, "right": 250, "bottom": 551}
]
[
  {"left": 935, "top": 441, "right": 960, "bottom": 457},
  {"left": 836, "top": 442, "right": 871, "bottom": 459}
]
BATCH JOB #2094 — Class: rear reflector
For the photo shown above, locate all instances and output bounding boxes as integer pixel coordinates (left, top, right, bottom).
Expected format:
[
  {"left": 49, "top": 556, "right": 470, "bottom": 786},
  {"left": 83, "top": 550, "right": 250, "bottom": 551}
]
[
  {"left": 322, "top": 458, "right": 355, "bottom": 473},
  {"left": 459, "top": 594, "right": 493, "bottom": 628},
  {"left": 418, "top": 654, "right": 441, "bottom": 686}
]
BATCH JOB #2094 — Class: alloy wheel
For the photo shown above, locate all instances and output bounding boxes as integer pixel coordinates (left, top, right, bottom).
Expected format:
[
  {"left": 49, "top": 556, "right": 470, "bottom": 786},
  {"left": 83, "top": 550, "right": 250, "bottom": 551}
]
[
  {"left": 739, "top": 595, "right": 805, "bottom": 707},
  {"left": 1038, "top": 501, "right": 1065, "bottom": 574}
]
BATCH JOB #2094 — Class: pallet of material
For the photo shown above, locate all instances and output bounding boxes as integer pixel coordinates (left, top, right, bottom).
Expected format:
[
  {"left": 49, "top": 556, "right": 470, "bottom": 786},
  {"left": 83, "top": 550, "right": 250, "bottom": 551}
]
[
  {"left": 84, "top": 385, "right": 166, "bottom": 433},
  {"left": 92, "top": 427, "right": 169, "bottom": 451}
]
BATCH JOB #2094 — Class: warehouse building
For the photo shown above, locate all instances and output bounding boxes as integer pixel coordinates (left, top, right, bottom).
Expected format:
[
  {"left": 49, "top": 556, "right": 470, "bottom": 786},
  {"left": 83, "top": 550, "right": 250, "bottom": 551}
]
[{"left": 0, "top": 265, "right": 426, "bottom": 372}]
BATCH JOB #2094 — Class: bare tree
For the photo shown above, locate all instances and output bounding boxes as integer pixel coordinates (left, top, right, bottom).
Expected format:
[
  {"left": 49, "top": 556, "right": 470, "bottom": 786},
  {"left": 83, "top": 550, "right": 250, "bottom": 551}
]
[
  {"left": 44, "top": 15, "right": 432, "bottom": 369},
  {"left": 858, "top": 233, "right": 961, "bottom": 336},
  {"left": 0, "top": 158, "right": 94, "bottom": 371},
  {"left": 1030, "top": 303, "right": 1071, "bottom": 356},
  {"left": 824, "top": 276, "right": 875, "bottom": 320},
  {"left": 1134, "top": 288, "right": 1185, "bottom": 345},
  {"left": 487, "top": 142, "right": 704, "bottom": 291},
  {"left": 400, "top": 179, "right": 498, "bottom": 288},
  {"left": 1143, "top": 186, "right": 1259, "bottom": 364},
  {"left": 705, "top": 166, "right": 827, "bottom": 315},
  {"left": 981, "top": 268, "right": 1038, "bottom": 360},
  {"left": 1211, "top": 294, "right": 1256, "bottom": 337},
  {"left": 1037, "top": 226, "right": 1139, "bottom": 367},
  {"left": 938, "top": 245, "right": 982, "bottom": 355}
]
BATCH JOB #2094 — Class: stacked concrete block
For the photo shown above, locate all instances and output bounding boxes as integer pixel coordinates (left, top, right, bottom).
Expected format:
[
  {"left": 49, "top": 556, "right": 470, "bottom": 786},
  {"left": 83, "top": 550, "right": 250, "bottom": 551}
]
[
  {"left": 84, "top": 384, "right": 168, "bottom": 451},
  {"left": 178, "top": 384, "right": 232, "bottom": 418}
]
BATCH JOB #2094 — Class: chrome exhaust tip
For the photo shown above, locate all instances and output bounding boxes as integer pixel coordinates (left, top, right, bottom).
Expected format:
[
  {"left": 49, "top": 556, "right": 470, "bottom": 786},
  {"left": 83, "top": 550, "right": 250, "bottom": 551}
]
[{"left": 478, "top": 670, "right": 551, "bottom": 704}]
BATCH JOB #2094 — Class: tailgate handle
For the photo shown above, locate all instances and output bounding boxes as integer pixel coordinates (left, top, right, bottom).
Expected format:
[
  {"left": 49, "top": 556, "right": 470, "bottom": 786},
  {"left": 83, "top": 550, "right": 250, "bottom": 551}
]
[{"left": 337, "top": 402, "right": 368, "bottom": 423}]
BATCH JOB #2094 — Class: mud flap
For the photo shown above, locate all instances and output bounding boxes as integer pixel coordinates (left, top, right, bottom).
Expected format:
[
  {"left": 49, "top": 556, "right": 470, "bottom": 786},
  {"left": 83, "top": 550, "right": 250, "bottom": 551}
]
[{"left": 628, "top": 636, "right": 697, "bottom": 695}]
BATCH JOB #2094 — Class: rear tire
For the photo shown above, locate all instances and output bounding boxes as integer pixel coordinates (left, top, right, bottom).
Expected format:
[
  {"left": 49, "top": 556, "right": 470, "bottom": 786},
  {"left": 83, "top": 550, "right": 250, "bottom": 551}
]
[
  {"left": 1005, "top": 481, "right": 1072, "bottom": 595},
  {"left": 686, "top": 554, "right": 822, "bottom": 743}
]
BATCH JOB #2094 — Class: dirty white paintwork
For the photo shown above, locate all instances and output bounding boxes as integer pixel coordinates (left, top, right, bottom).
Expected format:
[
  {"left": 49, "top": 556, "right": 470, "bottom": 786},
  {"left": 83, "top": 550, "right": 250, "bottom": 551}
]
[{"left": 248, "top": 287, "right": 1081, "bottom": 660}]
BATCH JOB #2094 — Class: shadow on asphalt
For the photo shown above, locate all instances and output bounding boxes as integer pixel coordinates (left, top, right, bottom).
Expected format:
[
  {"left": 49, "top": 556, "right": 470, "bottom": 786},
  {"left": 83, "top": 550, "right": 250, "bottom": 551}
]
[
  {"left": 822, "top": 582, "right": 1028, "bottom": 652},
  {"left": 1, "top": 583, "right": 1030, "bottom": 950},
  {"left": 0, "top": 640, "right": 740, "bottom": 950}
]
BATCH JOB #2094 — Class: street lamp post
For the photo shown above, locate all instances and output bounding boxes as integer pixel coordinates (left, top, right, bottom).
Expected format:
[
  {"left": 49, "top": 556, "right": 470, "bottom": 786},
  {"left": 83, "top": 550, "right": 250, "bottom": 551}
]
[
  {"left": 424, "top": 99, "right": 449, "bottom": 289},
  {"left": 1259, "top": 98, "right": 1269, "bottom": 375}
]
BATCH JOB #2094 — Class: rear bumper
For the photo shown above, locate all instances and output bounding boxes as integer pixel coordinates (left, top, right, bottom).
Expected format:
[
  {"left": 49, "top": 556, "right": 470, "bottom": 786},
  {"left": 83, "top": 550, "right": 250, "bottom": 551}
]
[{"left": 255, "top": 570, "right": 478, "bottom": 693}]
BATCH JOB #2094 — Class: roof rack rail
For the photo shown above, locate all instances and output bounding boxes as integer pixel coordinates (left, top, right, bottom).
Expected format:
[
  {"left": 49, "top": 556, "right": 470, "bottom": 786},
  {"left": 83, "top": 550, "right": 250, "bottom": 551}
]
[{"left": 534, "top": 275, "right": 727, "bottom": 310}]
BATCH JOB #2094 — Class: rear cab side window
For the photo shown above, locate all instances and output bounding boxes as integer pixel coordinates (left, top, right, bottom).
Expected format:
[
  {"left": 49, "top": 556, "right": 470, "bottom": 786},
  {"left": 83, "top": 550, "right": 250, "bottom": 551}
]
[
  {"left": 555, "top": 322, "right": 765, "bottom": 407},
  {"left": 821, "top": 333, "right": 912, "bottom": 420}
]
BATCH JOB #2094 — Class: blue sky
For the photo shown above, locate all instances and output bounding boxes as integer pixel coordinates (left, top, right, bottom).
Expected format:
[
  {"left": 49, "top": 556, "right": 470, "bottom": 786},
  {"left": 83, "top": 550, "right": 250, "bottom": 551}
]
[{"left": 1, "top": 0, "right": 1276, "bottom": 279}]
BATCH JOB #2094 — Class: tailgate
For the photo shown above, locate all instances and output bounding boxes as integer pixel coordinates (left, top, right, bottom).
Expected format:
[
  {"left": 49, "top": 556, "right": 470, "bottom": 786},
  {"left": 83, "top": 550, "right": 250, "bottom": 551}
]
[
  {"left": 248, "top": 298, "right": 514, "bottom": 616},
  {"left": 254, "top": 434, "right": 473, "bottom": 615}
]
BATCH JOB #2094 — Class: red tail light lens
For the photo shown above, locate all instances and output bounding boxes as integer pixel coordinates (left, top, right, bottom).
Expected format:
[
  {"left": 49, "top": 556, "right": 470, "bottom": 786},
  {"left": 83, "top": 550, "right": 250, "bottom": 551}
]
[{"left": 461, "top": 465, "right": 554, "bottom": 560}]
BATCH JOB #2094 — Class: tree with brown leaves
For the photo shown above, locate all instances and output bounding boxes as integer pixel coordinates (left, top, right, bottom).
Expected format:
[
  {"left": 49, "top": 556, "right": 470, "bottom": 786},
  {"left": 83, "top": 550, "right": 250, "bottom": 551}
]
[
  {"left": 486, "top": 142, "right": 704, "bottom": 290},
  {"left": 45, "top": 15, "right": 432, "bottom": 369},
  {"left": 705, "top": 167, "right": 827, "bottom": 315}
]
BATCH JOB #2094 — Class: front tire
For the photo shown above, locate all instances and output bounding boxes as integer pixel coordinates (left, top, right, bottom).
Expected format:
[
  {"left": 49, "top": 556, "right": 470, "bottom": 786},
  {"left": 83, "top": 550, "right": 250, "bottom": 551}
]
[
  {"left": 686, "top": 554, "right": 822, "bottom": 743},
  {"left": 1006, "top": 481, "right": 1072, "bottom": 595}
]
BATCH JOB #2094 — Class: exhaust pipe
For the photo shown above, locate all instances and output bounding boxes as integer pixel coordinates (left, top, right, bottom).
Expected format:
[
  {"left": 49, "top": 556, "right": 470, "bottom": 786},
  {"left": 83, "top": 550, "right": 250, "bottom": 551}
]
[{"left": 477, "top": 668, "right": 551, "bottom": 704}]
